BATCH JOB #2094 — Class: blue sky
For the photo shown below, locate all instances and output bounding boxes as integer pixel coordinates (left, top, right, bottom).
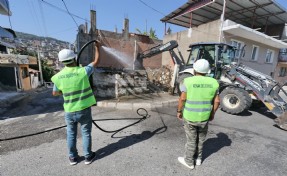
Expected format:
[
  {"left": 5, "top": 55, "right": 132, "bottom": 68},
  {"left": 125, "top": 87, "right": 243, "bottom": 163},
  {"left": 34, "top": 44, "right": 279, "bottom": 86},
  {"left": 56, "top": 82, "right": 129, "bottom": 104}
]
[{"left": 0, "top": 0, "right": 286, "bottom": 44}]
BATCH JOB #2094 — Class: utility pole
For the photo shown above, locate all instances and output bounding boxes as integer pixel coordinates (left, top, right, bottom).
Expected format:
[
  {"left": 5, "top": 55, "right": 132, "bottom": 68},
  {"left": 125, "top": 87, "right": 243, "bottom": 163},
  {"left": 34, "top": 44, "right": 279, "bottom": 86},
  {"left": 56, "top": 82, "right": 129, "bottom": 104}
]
[
  {"left": 219, "top": 0, "right": 227, "bottom": 42},
  {"left": 37, "top": 45, "right": 44, "bottom": 85}
]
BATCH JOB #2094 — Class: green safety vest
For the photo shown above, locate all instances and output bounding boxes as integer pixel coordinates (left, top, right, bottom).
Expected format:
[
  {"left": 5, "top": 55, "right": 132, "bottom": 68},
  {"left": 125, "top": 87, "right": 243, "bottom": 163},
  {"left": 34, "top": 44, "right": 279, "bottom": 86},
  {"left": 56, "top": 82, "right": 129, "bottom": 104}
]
[
  {"left": 183, "top": 76, "right": 219, "bottom": 122},
  {"left": 51, "top": 66, "right": 96, "bottom": 112}
]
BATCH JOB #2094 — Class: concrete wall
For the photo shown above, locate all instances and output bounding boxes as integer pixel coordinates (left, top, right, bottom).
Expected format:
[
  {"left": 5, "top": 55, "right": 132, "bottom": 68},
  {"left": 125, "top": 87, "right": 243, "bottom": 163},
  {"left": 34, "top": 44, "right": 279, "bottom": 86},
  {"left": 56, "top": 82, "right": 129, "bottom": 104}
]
[
  {"left": 93, "top": 70, "right": 150, "bottom": 98},
  {"left": 162, "top": 19, "right": 221, "bottom": 67},
  {"left": 93, "top": 71, "right": 116, "bottom": 98}
]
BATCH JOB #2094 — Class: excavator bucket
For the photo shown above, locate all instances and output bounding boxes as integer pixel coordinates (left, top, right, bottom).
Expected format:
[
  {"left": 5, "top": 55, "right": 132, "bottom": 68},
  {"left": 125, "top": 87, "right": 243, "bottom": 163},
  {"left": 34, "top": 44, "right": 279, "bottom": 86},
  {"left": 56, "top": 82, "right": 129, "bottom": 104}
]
[
  {"left": 269, "top": 82, "right": 287, "bottom": 131},
  {"left": 275, "top": 112, "right": 287, "bottom": 131}
]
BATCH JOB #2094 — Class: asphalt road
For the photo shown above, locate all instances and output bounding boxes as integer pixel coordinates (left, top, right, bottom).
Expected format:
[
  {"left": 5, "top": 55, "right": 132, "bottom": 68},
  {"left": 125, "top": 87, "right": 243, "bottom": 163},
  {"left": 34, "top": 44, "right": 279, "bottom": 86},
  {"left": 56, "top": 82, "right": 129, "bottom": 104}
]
[{"left": 0, "top": 90, "right": 287, "bottom": 176}]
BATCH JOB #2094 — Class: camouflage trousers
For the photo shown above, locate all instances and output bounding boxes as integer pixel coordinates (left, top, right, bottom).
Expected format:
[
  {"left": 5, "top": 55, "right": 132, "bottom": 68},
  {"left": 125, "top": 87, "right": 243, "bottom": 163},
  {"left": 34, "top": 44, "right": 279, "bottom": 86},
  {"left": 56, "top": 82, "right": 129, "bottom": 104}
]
[{"left": 183, "top": 118, "right": 208, "bottom": 165}]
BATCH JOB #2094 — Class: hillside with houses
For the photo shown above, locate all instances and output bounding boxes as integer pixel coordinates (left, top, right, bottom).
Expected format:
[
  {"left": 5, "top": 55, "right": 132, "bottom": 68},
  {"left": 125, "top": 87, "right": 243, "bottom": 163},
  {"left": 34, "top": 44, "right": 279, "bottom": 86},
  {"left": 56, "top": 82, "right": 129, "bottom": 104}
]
[{"left": 14, "top": 31, "right": 71, "bottom": 68}]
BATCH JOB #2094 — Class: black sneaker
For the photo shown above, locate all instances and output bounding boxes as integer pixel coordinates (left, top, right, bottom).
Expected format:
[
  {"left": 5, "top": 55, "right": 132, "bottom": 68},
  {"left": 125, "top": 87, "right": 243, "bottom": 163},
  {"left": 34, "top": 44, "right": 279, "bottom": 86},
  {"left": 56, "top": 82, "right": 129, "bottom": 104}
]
[
  {"left": 69, "top": 157, "right": 78, "bottom": 166},
  {"left": 85, "top": 152, "right": 96, "bottom": 165}
]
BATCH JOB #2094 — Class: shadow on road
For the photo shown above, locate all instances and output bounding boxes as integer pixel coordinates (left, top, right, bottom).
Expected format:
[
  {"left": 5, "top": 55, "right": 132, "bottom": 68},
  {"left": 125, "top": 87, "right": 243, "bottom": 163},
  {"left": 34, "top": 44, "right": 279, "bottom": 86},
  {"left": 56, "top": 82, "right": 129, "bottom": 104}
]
[
  {"left": 0, "top": 89, "right": 64, "bottom": 120},
  {"left": 221, "top": 105, "right": 277, "bottom": 120},
  {"left": 249, "top": 106, "right": 277, "bottom": 120},
  {"left": 95, "top": 125, "right": 167, "bottom": 161},
  {"left": 203, "top": 132, "right": 232, "bottom": 161}
]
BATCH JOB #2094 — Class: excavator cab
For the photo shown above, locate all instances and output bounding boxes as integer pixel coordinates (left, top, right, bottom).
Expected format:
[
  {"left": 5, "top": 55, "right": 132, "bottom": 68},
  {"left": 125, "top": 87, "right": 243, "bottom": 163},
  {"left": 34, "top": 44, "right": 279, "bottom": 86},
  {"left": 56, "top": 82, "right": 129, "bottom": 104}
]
[{"left": 186, "top": 43, "right": 236, "bottom": 78}]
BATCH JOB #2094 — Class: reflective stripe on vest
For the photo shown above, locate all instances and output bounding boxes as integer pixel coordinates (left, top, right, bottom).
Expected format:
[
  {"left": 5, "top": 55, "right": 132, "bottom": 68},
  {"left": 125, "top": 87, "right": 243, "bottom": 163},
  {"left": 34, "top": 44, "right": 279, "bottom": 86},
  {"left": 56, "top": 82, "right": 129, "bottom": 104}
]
[
  {"left": 51, "top": 66, "right": 96, "bottom": 112},
  {"left": 64, "top": 92, "right": 94, "bottom": 104},
  {"left": 183, "top": 76, "right": 219, "bottom": 122}
]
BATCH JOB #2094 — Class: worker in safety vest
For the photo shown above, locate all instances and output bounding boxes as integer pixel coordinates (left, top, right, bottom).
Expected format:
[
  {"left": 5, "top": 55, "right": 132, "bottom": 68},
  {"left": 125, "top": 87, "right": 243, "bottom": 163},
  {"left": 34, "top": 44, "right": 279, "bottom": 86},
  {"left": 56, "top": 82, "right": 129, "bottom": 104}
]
[
  {"left": 177, "top": 59, "right": 220, "bottom": 169},
  {"left": 51, "top": 41, "right": 100, "bottom": 166}
]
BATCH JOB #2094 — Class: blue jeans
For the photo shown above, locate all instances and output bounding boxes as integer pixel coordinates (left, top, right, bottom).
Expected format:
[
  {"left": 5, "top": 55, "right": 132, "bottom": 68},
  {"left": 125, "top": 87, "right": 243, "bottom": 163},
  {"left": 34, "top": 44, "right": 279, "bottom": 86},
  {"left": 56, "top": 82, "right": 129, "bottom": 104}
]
[{"left": 65, "top": 107, "right": 93, "bottom": 158}]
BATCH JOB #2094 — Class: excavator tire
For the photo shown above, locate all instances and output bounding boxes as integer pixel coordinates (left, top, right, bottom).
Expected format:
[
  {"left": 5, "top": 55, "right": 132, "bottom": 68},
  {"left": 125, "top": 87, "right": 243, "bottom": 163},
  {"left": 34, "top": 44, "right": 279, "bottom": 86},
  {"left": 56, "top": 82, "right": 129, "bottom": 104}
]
[{"left": 220, "top": 87, "right": 252, "bottom": 114}]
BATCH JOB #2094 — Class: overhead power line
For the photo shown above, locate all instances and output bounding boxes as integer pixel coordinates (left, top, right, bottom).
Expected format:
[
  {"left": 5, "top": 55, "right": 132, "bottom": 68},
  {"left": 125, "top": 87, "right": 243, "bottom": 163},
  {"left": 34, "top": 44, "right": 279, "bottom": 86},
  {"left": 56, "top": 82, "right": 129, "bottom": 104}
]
[
  {"left": 40, "top": 0, "right": 89, "bottom": 22},
  {"left": 137, "top": 0, "right": 166, "bottom": 16},
  {"left": 61, "top": 0, "right": 79, "bottom": 28},
  {"left": 38, "top": 0, "right": 48, "bottom": 37},
  {"left": 27, "top": 0, "right": 45, "bottom": 38}
]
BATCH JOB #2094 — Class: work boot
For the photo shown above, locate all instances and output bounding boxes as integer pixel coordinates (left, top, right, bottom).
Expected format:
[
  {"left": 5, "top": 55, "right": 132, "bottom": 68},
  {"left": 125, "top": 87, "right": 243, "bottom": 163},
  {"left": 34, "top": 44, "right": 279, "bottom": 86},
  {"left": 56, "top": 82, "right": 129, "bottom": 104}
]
[
  {"left": 178, "top": 157, "right": 194, "bottom": 169},
  {"left": 69, "top": 157, "right": 78, "bottom": 166},
  {"left": 195, "top": 159, "right": 202, "bottom": 166},
  {"left": 85, "top": 152, "right": 96, "bottom": 165}
]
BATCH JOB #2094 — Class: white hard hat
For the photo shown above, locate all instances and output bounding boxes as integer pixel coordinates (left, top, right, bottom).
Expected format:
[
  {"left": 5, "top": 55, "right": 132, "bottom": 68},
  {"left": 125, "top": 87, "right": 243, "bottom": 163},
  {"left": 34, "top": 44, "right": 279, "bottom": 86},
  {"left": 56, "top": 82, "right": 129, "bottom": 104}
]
[
  {"left": 193, "top": 59, "right": 210, "bottom": 74},
  {"left": 58, "top": 49, "right": 76, "bottom": 64}
]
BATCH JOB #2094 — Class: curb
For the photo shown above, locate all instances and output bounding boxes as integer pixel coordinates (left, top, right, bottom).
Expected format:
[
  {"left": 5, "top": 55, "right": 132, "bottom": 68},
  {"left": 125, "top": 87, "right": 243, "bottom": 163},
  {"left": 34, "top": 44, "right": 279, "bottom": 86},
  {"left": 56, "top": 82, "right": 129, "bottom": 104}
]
[
  {"left": 97, "top": 99, "right": 178, "bottom": 110},
  {"left": 0, "top": 87, "right": 48, "bottom": 109},
  {"left": 0, "top": 94, "right": 28, "bottom": 108}
]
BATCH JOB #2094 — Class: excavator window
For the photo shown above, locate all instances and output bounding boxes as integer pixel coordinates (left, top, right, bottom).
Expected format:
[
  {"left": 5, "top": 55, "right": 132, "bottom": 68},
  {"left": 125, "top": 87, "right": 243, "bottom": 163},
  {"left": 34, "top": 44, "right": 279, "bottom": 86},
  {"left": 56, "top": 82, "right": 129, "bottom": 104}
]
[
  {"left": 199, "top": 45, "right": 215, "bottom": 66},
  {"left": 218, "top": 45, "right": 236, "bottom": 64},
  {"left": 186, "top": 45, "right": 215, "bottom": 66},
  {"left": 219, "top": 45, "right": 235, "bottom": 65}
]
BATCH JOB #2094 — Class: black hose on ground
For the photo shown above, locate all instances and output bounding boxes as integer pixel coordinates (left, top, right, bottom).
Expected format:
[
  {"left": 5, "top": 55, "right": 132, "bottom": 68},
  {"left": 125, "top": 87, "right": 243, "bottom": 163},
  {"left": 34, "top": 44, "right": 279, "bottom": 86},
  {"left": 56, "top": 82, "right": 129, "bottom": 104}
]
[
  {"left": 92, "top": 108, "right": 150, "bottom": 133},
  {"left": 0, "top": 108, "right": 150, "bottom": 142},
  {"left": 0, "top": 125, "right": 67, "bottom": 142}
]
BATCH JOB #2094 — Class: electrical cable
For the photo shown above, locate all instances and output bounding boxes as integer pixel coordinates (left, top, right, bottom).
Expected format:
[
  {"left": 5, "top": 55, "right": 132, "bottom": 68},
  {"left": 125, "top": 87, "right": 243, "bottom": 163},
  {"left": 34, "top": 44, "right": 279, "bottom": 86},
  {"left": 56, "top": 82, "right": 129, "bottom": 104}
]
[
  {"left": 40, "top": 0, "right": 89, "bottom": 22},
  {"left": 137, "top": 0, "right": 166, "bottom": 16},
  {"left": 27, "top": 0, "right": 45, "bottom": 36},
  {"left": 0, "top": 108, "right": 150, "bottom": 142},
  {"left": 37, "top": 0, "right": 48, "bottom": 37},
  {"left": 61, "top": 0, "right": 79, "bottom": 28}
]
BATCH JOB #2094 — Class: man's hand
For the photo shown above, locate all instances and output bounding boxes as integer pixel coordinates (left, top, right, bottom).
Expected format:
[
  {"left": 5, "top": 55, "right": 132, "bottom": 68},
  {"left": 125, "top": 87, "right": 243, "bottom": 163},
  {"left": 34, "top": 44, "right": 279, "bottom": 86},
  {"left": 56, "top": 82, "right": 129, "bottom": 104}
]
[
  {"left": 91, "top": 40, "right": 101, "bottom": 67},
  {"left": 177, "top": 112, "right": 183, "bottom": 120},
  {"left": 52, "top": 91, "right": 62, "bottom": 96},
  {"left": 95, "top": 40, "right": 101, "bottom": 48},
  {"left": 209, "top": 112, "right": 215, "bottom": 121}
]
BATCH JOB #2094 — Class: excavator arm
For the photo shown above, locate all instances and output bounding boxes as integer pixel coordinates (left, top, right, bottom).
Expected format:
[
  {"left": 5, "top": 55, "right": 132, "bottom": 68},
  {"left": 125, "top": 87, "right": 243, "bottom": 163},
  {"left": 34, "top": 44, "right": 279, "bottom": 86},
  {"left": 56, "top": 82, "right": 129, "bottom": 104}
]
[{"left": 133, "top": 40, "right": 184, "bottom": 70}]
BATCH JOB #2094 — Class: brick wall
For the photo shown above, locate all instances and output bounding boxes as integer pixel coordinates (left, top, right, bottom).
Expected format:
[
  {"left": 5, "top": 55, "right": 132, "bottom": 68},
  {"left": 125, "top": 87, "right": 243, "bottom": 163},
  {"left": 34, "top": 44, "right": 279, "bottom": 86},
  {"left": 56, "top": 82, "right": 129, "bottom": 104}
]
[{"left": 78, "top": 29, "right": 168, "bottom": 98}]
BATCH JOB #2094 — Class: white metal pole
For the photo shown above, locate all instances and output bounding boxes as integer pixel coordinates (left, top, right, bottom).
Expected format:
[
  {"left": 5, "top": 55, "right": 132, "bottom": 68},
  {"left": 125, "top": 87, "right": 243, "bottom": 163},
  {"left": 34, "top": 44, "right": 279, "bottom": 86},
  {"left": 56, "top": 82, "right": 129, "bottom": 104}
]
[
  {"left": 133, "top": 40, "right": 137, "bottom": 70},
  {"left": 37, "top": 45, "right": 44, "bottom": 85},
  {"left": 219, "top": 0, "right": 226, "bottom": 42}
]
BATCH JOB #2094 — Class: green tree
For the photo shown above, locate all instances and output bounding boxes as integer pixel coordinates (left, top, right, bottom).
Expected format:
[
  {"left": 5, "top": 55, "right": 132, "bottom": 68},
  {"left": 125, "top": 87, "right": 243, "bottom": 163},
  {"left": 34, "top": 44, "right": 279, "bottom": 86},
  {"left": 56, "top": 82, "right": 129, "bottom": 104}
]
[
  {"left": 41, "top": 59, "right": 55, "bottom": 82},
  {"left": 135, "top": 27, "right": 158, "bottom": 39},
  {"left": 149, "top": 28, "right": 158, "bottom": 39},
  {"left": 30, "top": 59, "right": 55, "bottom": 82}
]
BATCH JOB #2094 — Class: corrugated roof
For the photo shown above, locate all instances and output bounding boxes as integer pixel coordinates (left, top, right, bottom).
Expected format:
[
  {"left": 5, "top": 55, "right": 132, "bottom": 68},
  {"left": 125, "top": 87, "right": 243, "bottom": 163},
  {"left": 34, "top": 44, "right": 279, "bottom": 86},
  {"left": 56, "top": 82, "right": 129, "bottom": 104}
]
[
  {"left": 0, "top": 0, "right": 11, "bottom": 16},
  {"left": 0, "top": 26, "right": 14, "bottom": 39},
  {"left": 161, "top": 0, "right": 287, "bottom": 28}
]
